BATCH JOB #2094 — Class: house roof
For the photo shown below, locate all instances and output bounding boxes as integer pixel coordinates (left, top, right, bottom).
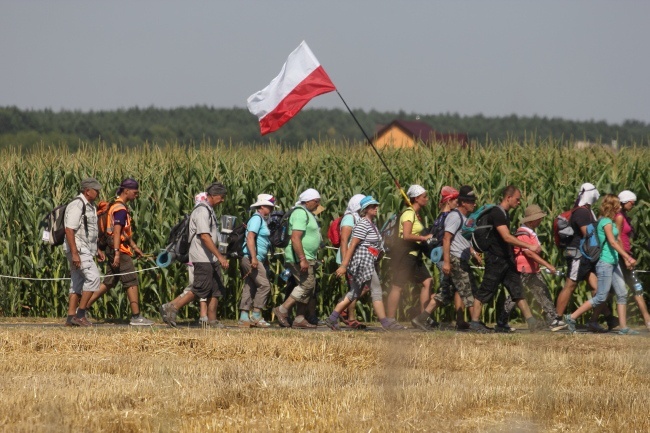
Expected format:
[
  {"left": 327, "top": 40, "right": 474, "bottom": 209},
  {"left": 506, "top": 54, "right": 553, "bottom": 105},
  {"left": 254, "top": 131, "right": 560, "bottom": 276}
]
[{"left": 374, "top": 120, "right": 436, "bottom": 142}]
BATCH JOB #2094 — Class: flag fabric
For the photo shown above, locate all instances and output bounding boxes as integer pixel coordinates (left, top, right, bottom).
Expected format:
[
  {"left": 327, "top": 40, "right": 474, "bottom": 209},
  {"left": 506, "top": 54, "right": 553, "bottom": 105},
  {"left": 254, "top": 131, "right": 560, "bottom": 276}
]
[{"left": 247, "top": 41, "right": 336, "bottom": 135}]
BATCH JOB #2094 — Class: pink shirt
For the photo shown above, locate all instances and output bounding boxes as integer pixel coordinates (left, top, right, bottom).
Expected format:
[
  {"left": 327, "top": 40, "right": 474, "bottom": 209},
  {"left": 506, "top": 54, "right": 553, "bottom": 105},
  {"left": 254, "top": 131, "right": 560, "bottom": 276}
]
[
  {"left": 616, "top": 212, "right": 633, "bottom": 253},
  {"left": 513, "top": 226, "right": 539, "bottom": 274}
]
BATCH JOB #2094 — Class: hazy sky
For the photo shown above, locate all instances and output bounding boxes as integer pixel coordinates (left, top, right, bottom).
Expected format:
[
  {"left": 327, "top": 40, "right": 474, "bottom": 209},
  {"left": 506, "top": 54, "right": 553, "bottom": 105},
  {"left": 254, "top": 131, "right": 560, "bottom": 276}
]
[{"left": 2, "top": 0, "right": 649, "bottom": 124}]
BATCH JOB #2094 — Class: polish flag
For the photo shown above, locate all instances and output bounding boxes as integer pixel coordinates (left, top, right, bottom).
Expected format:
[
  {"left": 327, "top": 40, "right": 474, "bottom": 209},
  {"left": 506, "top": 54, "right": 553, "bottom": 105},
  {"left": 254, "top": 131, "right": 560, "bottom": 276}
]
[{"left": 247, "top": 41, "right": 336, "bottom": 135}]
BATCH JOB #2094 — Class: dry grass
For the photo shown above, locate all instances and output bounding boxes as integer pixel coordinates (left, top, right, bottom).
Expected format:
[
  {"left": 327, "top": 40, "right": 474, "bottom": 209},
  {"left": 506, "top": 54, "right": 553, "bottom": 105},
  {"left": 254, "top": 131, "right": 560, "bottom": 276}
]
[{"left": 1, "top": 323, "right": 650, "bottom": 432}]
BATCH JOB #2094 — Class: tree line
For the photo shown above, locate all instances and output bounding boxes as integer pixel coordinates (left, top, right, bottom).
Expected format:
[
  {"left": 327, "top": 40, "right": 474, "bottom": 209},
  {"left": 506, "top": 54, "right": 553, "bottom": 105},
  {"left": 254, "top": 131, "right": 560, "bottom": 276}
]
[{"left": 0, "top": 105, "right": 648, "bottom": 150}]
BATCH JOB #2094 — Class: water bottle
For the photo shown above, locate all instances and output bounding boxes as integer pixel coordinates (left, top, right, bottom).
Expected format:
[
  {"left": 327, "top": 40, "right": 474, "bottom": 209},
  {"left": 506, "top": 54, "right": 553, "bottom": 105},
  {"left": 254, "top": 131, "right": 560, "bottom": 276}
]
[
  {"left": 279, "top": 267, "right": 291, "bottom": 282},
  {"left": 631, "top": 270, "right": 644, "bottom": 294}
]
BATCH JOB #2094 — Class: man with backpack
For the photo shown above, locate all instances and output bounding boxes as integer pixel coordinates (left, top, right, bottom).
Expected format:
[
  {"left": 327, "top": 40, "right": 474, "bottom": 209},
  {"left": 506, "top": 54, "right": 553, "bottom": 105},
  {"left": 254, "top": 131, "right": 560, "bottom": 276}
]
[
  {"left": 469, "top": 185, "right": 546, "bottom": 333},
  {"left": 86, "top": 178, "right": 153, "bottom": 326},
  {"left": 160, "top": 182, "right": 229, "bottom": 327},
  {"left": 273, "top": 188, "right": 323, "bottom": 329},
  {"left": 411, "top": 186, "right": 481, "bottom": 331},
  {"left": 64, "top": 178, "right": 104, "bottom": 327},
  {"left": 554, "top": 183, "right": 615, "bottom": 332}
]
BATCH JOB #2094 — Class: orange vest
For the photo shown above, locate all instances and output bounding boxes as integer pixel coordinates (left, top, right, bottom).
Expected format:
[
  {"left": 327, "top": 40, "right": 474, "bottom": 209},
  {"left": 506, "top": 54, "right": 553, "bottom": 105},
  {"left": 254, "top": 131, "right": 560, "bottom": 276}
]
[{"left": 107, "top": 198, "right": 133, "bottom": 256}]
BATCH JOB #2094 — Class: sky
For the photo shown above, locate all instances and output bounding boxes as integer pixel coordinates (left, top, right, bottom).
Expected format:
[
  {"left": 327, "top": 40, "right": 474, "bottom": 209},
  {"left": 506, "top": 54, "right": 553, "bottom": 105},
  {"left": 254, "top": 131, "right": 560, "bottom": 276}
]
[{"left": 1, "top": 0, "right": 649, "bottom": 124}]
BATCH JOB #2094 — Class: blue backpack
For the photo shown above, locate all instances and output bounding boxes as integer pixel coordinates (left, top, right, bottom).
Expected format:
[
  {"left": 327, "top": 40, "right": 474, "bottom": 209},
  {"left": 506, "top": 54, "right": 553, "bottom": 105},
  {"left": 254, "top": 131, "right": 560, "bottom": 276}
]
[{"left": 580, "top": 221, "right": 602, "bottom": 263}]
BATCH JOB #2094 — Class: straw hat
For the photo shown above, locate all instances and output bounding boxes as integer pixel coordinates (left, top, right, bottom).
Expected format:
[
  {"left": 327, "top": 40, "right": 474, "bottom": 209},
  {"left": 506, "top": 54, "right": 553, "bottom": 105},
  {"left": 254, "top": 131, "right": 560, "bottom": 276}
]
[{"left": 521, "top": 204, "right": 547, "bottom": 223}]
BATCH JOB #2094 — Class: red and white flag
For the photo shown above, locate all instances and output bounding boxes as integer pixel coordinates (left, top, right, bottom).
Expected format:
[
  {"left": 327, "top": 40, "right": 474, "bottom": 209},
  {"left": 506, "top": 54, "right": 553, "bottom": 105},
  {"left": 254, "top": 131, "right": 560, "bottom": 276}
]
[{"left": 247, "top": 41, "right": 336, "bottom": 135}]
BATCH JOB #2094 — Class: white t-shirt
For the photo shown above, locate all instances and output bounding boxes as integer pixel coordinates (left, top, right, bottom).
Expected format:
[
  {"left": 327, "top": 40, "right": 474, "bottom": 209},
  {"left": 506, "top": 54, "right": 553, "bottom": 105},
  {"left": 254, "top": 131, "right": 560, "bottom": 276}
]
[
  {"left": 189, "top": 203, "right": 218, "bottom": 263},
  {"left": 444, "top": 209, "right": 471, "bottom": 260}
]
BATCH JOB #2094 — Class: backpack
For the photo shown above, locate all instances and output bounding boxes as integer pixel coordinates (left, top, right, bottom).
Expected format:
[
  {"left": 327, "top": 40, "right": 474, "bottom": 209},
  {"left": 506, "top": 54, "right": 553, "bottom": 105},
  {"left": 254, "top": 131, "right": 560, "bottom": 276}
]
[
  {"left": 579, "top": 221, "right": 601, "bottom": 263},
  {"left": 41, "top": 197, "right": 87, "bottom": 246},
  {"left": 268, "top": 207, "right": 309, "bottom": 249},
  {"left": 327, "top": 215, "right": 344, "bottom": 247},
  {"left": 96, "top": 200, "right": 113, "bottom": 249},
  {"left": 225, "top": 222, "right": 247, "bottom": 259},
  {"left": 461, "top": 204, "right": 501, "bottom": 253},
  {"left": 379, "top": 211, "right": 403, "bottom": 258},
  {"left": 421, "top": 209, "right": 463, "bottom": 258},
  {"left": 162, "top": 203, "right": 214, "bottom": 264},
  {"left": 553, "top": 206, "right": 585, "bottom": 248}
]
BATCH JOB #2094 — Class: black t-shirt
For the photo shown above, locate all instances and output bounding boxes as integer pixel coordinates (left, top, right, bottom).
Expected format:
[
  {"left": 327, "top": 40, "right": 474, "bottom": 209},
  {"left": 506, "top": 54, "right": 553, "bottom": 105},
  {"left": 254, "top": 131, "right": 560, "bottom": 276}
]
[
  {"left": 569, "top": 207, "right": 596, "bottom": 249},
  {"left": 486, "top": 205, "right": 511, "bottom": 258}
]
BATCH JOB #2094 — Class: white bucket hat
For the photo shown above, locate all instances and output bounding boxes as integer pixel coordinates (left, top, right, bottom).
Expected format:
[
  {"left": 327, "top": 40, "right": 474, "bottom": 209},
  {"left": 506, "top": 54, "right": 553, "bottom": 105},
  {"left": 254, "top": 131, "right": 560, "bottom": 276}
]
[
  {"left": 250, "top": 194, "right": 276, "bottom": 208},
  {"left": 618, "top": 190, "right": 637, "bottom": 204}
]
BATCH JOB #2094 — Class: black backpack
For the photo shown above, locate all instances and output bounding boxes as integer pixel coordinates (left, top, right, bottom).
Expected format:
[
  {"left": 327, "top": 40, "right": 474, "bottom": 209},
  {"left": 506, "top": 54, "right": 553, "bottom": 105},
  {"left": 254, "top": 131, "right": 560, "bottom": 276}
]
[
  {"left": 42, "top": 197, "right": 87, "bottom": 247},
  {"left": 420, "top": 209, "right": 461, "bottom": 257},
  {"left": 163, "top": 203, "right": 213, "bottom": 264},
  {"left": 225, "top": 222, "right": 247, "bottom": 259},
  {"left": 268, "top": 207, "right": 309, "bottom": 249}
]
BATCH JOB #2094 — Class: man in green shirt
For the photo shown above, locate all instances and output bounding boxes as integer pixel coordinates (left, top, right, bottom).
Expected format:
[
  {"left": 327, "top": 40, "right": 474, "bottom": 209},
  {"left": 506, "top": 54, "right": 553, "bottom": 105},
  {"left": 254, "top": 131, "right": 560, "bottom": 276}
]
[{"left": 274, "top": 188, "right": 323, "bottom": 329}]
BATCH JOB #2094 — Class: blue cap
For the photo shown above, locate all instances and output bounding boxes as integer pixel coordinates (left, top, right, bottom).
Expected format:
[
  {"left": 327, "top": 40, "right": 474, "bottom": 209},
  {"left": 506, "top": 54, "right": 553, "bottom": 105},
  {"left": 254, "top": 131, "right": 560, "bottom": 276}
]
[{"left": 359, "top": 195, "right": 380, "bottom": 210}]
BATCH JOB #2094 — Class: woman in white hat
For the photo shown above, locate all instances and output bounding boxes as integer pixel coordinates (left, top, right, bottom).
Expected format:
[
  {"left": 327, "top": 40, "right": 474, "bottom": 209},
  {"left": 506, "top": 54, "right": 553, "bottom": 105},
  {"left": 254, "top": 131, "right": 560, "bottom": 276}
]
[
  {"left": 238, "top": 194, "right": 276, "bottom": 327},
  {"left": 615, "top": 190, "right": 650, "bottom": 331},
  {"left": 328, "top": 196, "right": 400, "bottom": 330},
  {"left": 386, "top": 184, "right": 434, "bottom": 327}
]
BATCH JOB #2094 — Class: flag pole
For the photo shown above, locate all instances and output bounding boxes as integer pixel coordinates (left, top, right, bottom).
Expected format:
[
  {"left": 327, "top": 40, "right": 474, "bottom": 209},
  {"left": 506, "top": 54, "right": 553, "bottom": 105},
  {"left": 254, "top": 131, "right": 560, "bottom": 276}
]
[{"left": 335, "top": 90, "right": 411, "bottom": 207}]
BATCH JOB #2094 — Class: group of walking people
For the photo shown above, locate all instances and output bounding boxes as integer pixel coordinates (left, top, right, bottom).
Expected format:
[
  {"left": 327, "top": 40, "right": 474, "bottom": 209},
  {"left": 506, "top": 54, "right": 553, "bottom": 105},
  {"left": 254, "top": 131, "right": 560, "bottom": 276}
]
[{"left": 62, "top": 176, "right": 646, "bottom": 334}]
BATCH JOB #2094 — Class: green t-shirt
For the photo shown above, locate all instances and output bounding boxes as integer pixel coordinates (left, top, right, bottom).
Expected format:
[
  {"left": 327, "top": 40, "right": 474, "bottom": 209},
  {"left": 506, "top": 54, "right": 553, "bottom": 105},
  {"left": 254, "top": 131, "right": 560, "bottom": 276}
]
[
  {"left": 284, "top": 206, "right": 321, "bottom": 262},
  {"left": 597, "top": 217, "right": 619, "bottom": 265}
]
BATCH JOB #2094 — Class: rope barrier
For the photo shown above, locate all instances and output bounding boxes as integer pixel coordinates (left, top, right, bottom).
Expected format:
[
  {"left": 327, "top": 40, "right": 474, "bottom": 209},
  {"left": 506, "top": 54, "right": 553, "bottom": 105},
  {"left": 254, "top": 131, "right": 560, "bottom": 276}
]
[{"left": 0, "top": 265, "right": 161, "bottom": 282}]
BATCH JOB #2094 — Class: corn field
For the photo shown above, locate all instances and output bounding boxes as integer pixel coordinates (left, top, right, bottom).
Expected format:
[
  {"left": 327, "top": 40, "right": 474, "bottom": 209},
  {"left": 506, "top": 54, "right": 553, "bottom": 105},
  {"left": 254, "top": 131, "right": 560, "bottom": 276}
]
[{"left": 0, "top": 140, "right": 648, "bottom": 323}]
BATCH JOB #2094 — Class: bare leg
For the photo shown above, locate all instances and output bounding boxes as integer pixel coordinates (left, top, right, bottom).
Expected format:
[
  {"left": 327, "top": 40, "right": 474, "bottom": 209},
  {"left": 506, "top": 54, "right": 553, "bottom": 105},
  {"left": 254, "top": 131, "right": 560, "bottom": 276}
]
[
  {"left": 420, "top": 278, "right": 432, "bottom": 312},
  {"left": 556, "top": 279, "right": 577, "bottom": 316},
  {"left": 126, "top": 285, "right": 140, "bottom": 316},
  {"left": 386, "top": 285, "right": 403, "bottom": 319}
]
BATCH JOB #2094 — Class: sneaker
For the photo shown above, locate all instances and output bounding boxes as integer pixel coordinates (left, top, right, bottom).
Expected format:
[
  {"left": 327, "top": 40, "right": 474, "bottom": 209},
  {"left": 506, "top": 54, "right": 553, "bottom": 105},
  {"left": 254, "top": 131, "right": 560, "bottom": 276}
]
[
  {"left": 198, "top": 316, "right": 208, "bottom": 327},
  {"left": 618, "top": 327, "right": 639, "bottom": 335},
  {"left": 586, "top": 321, "right": 607, "bottom": 333},
  {"left": 273, "top": 307, "right": 291, "bottom": 328},
  {"left": 606, "top": 315, "right": 620, "bottom": 331},
  {"left": 469, "top": 321, "right": 493, "bottom": 333},
  {"left": 65, "top": 317, "right": 78, "bottom": 327},
  {"left": 130, "top": 315, "right": 154, "bottom": 326},
  {"left": 324, "top": 317, "right": 341, "bottom": 331},
  {"left": 160, "top": 303, "right": 177, "bottom": 328},
  {"left": 549, "top": 318, "right": 568, "bottom": 332},
  {"left": 71, "top": 316, "right": 93, "bottom": 327},
  {"left": 563, "top": 314, "right": 577, "bottom": 333},
  {"left": 411, "top": 315, "right": 435, "bottom": 331},
  {"left": 381, "top": 319, "right": 408, "bottom": 331},
  {"left": 238, "top": 319, "right": 251, "bottom": 328},
  {"left": 207, "top": 320, "right": 226, "bottom": 329},
  {"left": 494, "top": 323, "right": 515, "bottom": 333}
]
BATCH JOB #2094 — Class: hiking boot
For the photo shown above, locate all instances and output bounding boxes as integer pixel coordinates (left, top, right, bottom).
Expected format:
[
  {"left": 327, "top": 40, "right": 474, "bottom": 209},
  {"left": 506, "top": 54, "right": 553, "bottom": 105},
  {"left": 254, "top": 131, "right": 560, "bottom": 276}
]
[
  {"left": 345, "top": 319, "right": 367, "bottom": 330},
  {"left": 160, "top": 303, "right": 177, "bottom": 328},
  {"left": 469, "top": 321, "right": 493, "bottom": 333},
  {"left": 65, "top": 317, "right": 78, "bottom": 327},
  {"left": 411, "top": 315, "right": 435, "bottom": 331},
  {"left": 426, "top": 317, "right": 440, "bottom": 329},
  {"left": 324, "top": 317, "right": 341, "bottom": 331},
  {"left": 130, "top": 315, "right": 154, "bottom": 326},
  {"left": 586, "top": 321, "right": 607, "bottom": 333},
  {"left": 563, "top": 314, "right": 577, "bottom": 333},
  {"left": 606, "top": 315, "right": 620, "bottom": 331},
  {"left": 494, "top": 323, "right": 515, "bottom": 333},
  {"left": 618, "top": 327, "right": 639, "bottom": 335},
  {"left": 381, "top": 319, "right": 408, "bottom": 331},
  {"left": 549, "top": 318, "right": 568, "bottom": 332},
  {"left": 292, "top": 318, "right": 317, "bottom": 329},
  {"left": 273, "top": 307, "right": 291, "bottom": 328},
  {"left": 71, "top": 316, "right": 93, "bottom": 327}
]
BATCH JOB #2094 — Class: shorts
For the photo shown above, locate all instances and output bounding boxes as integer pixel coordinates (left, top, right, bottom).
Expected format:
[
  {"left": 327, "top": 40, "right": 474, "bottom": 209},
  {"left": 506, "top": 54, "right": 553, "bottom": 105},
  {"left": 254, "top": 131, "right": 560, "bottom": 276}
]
[
  {"left": 288, "top": 261, "right": 317, "bottom": 304},
  {"left": 191, "top": 262, "right": 224, "bottom": 299},
  {"left": 475, "top": 254, "right": 525, "bottom": 304},
  {"left": 181, "top": 265, "right": 207, "bottom": 302},
  {"left": 391, "top": 253, "right": 432, "bottom": 288},
  {"left": 565, "top": 252, "right": 596, "bottom": 283},
  {"left": 66, "top": 250, "right": 101, "bottom": 294},
  {"left": 102, "top": 253, "right": 139, "bottom": 289},
  {"left": 434, "top": 256, "right": 476, "bottom": 308}
]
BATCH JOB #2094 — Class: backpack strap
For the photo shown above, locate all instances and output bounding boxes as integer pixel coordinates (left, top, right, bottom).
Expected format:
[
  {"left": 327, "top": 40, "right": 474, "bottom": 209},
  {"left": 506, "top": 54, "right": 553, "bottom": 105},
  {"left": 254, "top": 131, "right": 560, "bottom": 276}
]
[
  {"left": 66, "top": 197, "right": 89, "bottom": 240},
  {"left": 187, "top": 202, "right": 215, "bottom": 246}
]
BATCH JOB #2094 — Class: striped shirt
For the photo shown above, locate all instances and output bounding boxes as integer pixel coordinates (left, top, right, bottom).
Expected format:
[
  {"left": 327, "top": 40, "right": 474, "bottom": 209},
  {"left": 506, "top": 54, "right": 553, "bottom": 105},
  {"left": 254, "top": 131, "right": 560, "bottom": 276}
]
[{"left": 351, "top": 218, "right": 382, "bottom": 249}]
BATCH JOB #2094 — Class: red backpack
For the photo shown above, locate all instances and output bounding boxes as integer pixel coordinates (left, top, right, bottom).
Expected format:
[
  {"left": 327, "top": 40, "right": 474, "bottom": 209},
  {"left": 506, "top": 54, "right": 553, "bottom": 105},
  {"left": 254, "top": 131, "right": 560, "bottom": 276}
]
[{"left": 327, "top": 216, "right": 344, "bottom": 247}]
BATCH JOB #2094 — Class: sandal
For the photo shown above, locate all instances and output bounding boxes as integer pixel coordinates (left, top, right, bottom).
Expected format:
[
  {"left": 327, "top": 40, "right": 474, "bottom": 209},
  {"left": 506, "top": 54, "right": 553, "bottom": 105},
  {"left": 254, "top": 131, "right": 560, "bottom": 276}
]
[
  {"left": 250, "top": 317, "right": 271, "bottom": 328},
  {"left": 346, "top": 319, "right": 367, "bottom": 329}
]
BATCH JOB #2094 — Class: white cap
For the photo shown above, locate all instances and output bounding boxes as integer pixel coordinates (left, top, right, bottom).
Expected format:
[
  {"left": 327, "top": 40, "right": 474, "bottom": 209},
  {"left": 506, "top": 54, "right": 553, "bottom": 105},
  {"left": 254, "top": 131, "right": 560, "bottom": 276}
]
[
  {"left": 407, "top": 184, "right": 426, "bottom": 198},
  {"left": 299, "top": 188, "right": 321, "bottom": 203},
  {"left": 618, "top": 190, "right": 637, "bottom": 204}
]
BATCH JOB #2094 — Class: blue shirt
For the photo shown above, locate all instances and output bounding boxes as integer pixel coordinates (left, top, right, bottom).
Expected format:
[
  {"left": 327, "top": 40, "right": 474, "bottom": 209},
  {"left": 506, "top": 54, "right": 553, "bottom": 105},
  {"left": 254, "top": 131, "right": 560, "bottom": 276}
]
[{"left": 243, "top": 212, "right": 271, "bottom": 261}]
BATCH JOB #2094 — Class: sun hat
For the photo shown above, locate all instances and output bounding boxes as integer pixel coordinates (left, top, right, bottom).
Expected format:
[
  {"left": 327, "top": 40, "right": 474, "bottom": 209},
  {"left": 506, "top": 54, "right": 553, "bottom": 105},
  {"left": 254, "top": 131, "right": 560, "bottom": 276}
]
[
  {"left": 458, "top": 185, "right": 476, "bottom": 202},
  {"left": 80, "top": 178, "right": 102, "bottom": 192},
  {"left": 250, "top": 194, "right": 276, "bottom": 208},
  {"left": 359, "top": 196, "right": 380, "bottom": 210},
  {"left": 521, "top": 204, "right": 547, "bottom": 223},
  {"left": 439, "top": 186, "right": 459, "bottom": 205},
  {"left": 407, "top": 184, "right": 426, "bottom": 198},
  {"left": 618, "top": 190, "right": 637, "bottom": 204}
]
